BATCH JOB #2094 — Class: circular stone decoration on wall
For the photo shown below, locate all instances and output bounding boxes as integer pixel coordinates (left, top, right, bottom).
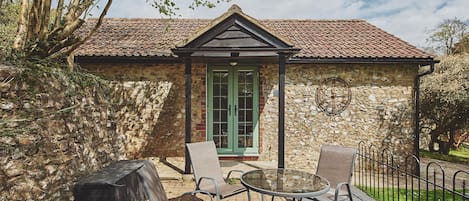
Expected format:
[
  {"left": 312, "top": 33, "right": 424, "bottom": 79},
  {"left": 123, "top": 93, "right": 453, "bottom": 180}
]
[{"left": 316, "top": 77, "right": 352, "bottom": 115}]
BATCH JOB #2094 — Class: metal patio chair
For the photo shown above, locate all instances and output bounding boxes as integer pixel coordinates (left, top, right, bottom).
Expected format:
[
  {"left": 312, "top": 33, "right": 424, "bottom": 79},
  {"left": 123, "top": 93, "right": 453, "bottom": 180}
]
[
  {"left": 309, "top": 145, "right": 358, "bottom": 201},
  {"left": 136, "top": 160, "right": 212, "bottom": 201},
  {"left": 186, "top": 141, "right": 250, "bottom": 201}
]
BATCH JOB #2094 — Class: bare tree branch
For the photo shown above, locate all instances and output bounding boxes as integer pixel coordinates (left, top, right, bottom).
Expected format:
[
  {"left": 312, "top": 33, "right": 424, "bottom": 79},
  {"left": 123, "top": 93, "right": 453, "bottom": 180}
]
[
  {"left": 53, "top": 0, "right": 64, "bottom": 28},
  {"left": 11, "top": 0, "right": 228, "bottom": 68},
  {"left": 428, "top": 18, "right": 468, "bottom": 55},
  {"left": 60, "top": 0, "right": 113, "bottom": 60}
]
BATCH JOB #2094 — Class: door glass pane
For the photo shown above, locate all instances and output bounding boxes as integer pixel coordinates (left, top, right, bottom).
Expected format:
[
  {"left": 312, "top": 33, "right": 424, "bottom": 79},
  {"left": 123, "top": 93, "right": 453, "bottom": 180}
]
[
  {"left": 213, "top": 97, "right": 220, "bottom": 109},
  {"left": 221, "top": 110, "right": 227, "bottom": 122},
  {"left": 212, "top": 71, "right": 229, "bottom": 148},
  {"left": 213, "top": 111, "right": 219, "bottom": 122},
  {"left": 245, "top": 110, "right": 252, "bottom": 122},
  {"left": 237, "top": 70, "right": 254, "bottom": 148}
]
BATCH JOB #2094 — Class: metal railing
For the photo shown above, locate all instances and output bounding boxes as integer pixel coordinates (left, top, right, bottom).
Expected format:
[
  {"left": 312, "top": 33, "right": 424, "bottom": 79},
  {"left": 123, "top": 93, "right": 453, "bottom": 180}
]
[{"left": 354, "top": 141, "right": 468, "bottom": 201}]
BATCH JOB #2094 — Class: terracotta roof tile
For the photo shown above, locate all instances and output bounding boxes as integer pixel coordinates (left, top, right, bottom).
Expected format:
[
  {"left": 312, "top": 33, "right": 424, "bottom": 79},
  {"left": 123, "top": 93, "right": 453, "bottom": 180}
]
[{"left": 76, "top": 18, "right": 433, "bottom": 59}]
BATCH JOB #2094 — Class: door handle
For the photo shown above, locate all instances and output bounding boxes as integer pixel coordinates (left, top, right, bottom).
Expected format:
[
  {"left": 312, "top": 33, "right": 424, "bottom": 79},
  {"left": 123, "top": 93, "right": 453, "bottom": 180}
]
[
  {"left": 235, "top": 105, "right": 237, "bottom": 116},
  {"left": 229, "top": 105, "right": 231, "bottom": 116}
]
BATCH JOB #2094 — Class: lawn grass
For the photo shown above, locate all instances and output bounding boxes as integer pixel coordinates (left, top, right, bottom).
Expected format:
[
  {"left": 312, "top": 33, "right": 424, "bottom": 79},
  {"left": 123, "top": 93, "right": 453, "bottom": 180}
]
[
  {"left": 450, "top": 148, "right": 469, "bottom": 159},
  {"left": 360, "top": 186, "right": 468, "bottom": 201},
  {"left": 420, "top": 148, "right": 469, "bottom": 165}
]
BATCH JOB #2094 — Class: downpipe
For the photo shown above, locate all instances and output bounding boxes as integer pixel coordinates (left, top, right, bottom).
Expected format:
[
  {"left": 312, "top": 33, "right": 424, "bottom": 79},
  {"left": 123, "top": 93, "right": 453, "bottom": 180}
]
[{"left": 414, "top": 62, "right": 435, "bottom": 175}]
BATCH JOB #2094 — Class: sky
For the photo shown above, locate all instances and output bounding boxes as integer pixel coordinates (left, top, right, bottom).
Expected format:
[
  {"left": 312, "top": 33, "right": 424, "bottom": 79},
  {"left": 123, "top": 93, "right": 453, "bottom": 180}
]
[{"left": 91, "top": 0, "right": 469, "bottom": 49}]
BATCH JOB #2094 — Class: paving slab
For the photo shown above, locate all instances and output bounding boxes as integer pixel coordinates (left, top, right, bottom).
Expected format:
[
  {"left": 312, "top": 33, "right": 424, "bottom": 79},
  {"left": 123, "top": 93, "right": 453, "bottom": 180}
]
[
  {"left": 146, "top": 157, "right": 183, "bottom": 180},
  {"left": 149, "top": 157, "right": 375, "bottom": 201}
]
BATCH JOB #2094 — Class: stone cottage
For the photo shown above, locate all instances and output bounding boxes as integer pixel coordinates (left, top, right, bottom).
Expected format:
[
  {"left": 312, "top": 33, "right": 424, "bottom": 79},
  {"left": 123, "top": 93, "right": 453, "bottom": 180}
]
[{"left": 75, "top": 5, "right": 436, "bottom": 173}]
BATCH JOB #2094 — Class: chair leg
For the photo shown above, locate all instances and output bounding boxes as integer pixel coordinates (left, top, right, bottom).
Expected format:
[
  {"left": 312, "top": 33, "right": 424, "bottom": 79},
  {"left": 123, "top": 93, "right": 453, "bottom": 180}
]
[{"left": 345, "top": 184, "right": 353, "bottom": 201}]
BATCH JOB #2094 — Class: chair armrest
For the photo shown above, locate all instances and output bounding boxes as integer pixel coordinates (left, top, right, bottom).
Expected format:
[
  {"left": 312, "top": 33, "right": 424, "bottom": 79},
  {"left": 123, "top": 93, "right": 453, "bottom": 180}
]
[
  {"left": 226, "top": 170, "right": 244, "bottom": 180},
  {"left": 197, "top": 176, "right": 219, "bottom": 196},
  {"left": 179, "top": 190, "right": 213, "bottom": 201}
]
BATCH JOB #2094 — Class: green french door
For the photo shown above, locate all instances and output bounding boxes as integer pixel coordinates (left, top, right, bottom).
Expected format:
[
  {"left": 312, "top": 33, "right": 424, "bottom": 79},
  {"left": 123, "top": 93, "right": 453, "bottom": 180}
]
[{"left": 207, "top": 66, "right": 259, "bottom": 155}]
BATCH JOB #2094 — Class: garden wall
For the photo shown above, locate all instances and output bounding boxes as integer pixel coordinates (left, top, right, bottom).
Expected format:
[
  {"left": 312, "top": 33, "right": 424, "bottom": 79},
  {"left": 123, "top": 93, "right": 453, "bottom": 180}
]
[{"left": 0, "top": 65, "right": 170, "bottom": 200}]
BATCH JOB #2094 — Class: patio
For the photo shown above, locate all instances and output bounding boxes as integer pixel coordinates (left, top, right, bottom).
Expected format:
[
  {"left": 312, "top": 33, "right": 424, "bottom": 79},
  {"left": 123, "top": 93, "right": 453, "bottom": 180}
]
[{"left": 150, "top": 157, "right": 375, "bottom": 201}]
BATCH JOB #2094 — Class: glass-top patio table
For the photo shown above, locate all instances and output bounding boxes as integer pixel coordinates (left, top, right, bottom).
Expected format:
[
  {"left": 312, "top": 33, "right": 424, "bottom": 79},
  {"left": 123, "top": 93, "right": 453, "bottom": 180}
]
[{"left": 240, "top": 169, "right": 330, "bottom": 200}]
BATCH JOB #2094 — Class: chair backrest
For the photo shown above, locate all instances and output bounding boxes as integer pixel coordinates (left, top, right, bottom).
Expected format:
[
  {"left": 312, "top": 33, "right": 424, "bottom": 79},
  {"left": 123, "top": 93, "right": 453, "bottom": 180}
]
[
  {"left": 315, "top": 145, "right": 357, "bottom": 188},
  {"left": 186, "top": 141, "right": 225, "bottom": 189}
]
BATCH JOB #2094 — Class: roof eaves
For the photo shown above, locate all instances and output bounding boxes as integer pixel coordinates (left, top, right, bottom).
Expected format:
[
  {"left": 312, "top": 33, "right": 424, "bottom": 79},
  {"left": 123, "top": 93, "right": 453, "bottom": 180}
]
[
  {"left": 288, "top": 56, "right": 436, "bottom": 65},
  {"left": 75, "top": 55, "right": 181, "bottom": 64}
]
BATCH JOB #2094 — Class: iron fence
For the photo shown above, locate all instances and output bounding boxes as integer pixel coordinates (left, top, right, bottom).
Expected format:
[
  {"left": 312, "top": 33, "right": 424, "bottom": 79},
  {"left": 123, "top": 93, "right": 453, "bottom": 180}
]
[{"left": 354, "top": 141, "right": 468, "bottom": 201}]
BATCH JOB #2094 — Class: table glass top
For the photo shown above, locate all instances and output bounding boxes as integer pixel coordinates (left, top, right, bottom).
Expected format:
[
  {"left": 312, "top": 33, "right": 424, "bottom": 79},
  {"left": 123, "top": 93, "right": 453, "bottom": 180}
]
[{"left": 241, "top": 169, "right": 329, "bottom": 194}]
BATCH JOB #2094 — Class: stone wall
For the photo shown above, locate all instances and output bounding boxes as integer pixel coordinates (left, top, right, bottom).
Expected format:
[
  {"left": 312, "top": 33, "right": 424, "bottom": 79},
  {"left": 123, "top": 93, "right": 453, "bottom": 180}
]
[
  {"left": 81, "top": 63, "right": 207, "bottom": 157},
  {"left": 80, "top": 62, "right": 418, "bottom": 170},
  {"left": 0, "top": 66, "right": 125, "bottom": 200},
  {"left": 0, "top": 61, "right": 419, "bottom": 200},
  {"left": 259, "top": 63, "right": 418, "bottom": 171},
  {"left": 0, "top": 64, "right": 188, "bottom": 200}
]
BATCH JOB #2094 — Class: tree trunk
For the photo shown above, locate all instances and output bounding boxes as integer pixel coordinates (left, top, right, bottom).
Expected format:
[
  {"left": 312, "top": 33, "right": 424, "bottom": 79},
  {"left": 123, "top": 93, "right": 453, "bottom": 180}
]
[
  {"left": 428, "top": 130, "right": 439, "bottom": 152},
  {"left": 39, "top": 0, "right": 52, "bottom": 42},
  {"left": 54, "top": 0, "right": 64, "bottom": 28},
  {"left": 439, "top": 141, "right": 451, "bottom": 155},
  {"left": 428, "top": 141, "right": 435, "bottom": 152},
  {"left": 438, "top": 131, "right": 452, "bottom": 155},
  {"left": 448, "top": 129, "right": 456, "bottom": 150},
  {"left": 13, "top": 0, "right": 29, "bottom": 50},
  {"left": 27, "top": 0, "right": 41, "bottom": 42}
]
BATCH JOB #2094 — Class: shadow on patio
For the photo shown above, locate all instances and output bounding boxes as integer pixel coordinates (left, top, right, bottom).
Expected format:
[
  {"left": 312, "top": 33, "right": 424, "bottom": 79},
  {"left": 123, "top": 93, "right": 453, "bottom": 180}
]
[{"left": 149, "top": 157, "right": 375, "bottom": 201}]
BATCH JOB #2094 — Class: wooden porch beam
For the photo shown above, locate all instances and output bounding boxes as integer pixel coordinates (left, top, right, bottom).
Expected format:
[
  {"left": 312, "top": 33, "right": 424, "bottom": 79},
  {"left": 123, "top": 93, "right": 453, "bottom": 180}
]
[
  {"left": 278, "top": 53, "right": 286, "bottom": 168},
  {"left": 184, "top": 56, "right": 192, "bottom": 174}
]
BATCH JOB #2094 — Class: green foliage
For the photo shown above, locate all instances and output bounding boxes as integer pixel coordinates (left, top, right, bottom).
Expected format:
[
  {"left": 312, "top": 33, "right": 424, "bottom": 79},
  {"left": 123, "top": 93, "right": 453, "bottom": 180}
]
[
  {"left": 449, "top": 146, "right": 469, "bottom": 160},
  {"left": 189, "top": 0, "right": 226, "bottom": 9},
  {"left": 427, "top": 18, "right": 468, "bottom": 55},
  {"left": 1, "top": 64, "right": 111, "bottom": 139},
  {"left": 148, "top": 0, "right": 230, "bottom": 17},
  {"left": 420, "top": 54, "right": 469, "bottom": 154},
  {"left": 424, "top": 55, "right": 469, "bottom": 103},
  {"left": 420, "top": 149, "right": 469, "bottom": 165},
  {"left": 0, "top": 1, "right": 18, "bottom": 63},
  {"left": 361, "top": 186, "right": 467, "bottom": 201}
]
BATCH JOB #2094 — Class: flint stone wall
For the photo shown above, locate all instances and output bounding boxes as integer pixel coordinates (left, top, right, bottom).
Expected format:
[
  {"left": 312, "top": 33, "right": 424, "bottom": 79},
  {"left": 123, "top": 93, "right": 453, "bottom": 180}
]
[
  {"left": 81, "top": 62, "right": 418, "bottom": 171},
  {"left": 0, "top": 64, "right": 192, "bottom": 200},
  {"left": 0, "top": 61, "right": 419, "bottom": 200},
  {"left": 80, "top": 63, "right": 207, "bottom": 157},
  {"left": 259, "top": 63, "right": 417, "bottom": 171}
]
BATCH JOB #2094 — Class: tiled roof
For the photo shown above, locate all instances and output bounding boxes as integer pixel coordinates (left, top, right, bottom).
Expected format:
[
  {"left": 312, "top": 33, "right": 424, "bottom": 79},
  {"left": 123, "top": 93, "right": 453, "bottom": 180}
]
[{"left": 76, "top": 18, "right": 433, "bottom": 59}]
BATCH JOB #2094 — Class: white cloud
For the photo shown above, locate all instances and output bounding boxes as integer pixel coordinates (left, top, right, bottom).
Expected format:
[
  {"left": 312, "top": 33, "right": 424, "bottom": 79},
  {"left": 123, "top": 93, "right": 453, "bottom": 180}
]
[{"left": 92, "top": 0, "right": 469, "bottom": 48}]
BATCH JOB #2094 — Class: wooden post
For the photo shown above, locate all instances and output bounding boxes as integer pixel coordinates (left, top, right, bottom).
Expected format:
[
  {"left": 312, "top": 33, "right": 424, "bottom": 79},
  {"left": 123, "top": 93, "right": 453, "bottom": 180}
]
[
  {"left": 184, "top": 55, "right": 192, "bottom": 174},
  {"left": 278, "top": 53, "right": 286, "bottom": 168}
]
